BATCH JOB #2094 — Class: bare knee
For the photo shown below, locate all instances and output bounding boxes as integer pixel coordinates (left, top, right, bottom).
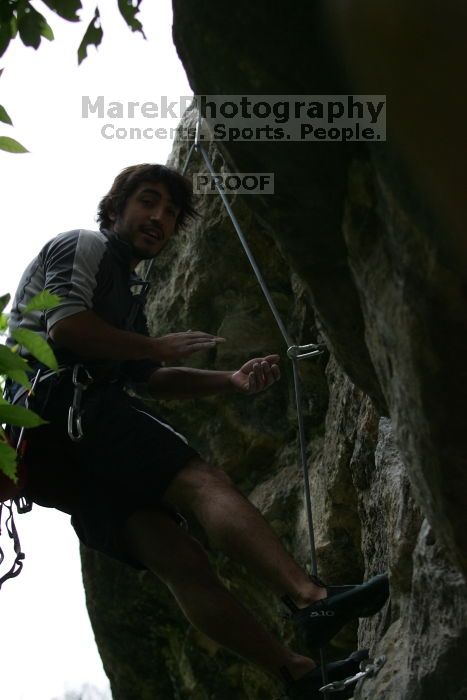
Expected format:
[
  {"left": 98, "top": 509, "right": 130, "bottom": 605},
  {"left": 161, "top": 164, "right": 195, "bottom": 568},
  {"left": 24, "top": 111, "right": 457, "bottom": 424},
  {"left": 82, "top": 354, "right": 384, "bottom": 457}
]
[
  {"left": 155, "top": 537, "right": 211, "bottom": 585},
  {"left": 166, "top": 458, "right": 234, "bottom": 512},
  {"left": 122, "top": 507, "right": 211, "bottom": 584}
]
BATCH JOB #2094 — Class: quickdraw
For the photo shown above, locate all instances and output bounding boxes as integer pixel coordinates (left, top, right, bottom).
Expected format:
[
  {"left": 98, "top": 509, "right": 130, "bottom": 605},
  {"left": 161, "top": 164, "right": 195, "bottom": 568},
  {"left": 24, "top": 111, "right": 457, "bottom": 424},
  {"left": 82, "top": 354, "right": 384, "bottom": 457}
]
[
  {"left": 319, "top": 655, "right": 387, "bottom": 694},
  {"left": 67, "top": 363, "right": 94, "bottom": 442},
  {"left": 0, "top": 367, "right": 42, "bottom": 588}
]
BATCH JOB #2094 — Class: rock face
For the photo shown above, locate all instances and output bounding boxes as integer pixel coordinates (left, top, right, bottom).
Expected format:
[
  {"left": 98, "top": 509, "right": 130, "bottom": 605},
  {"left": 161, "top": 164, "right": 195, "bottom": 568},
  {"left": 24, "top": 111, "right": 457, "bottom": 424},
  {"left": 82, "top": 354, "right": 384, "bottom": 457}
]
[{"left": 81, "top": 3, "right": 467, "bottom": 699}]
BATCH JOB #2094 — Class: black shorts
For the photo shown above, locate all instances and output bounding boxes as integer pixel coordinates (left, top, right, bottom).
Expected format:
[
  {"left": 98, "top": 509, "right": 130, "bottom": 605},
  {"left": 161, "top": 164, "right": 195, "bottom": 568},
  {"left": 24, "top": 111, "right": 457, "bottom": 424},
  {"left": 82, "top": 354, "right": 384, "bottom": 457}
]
[{"left": 11, "top": 371, "right": 200, "bottom": 569}]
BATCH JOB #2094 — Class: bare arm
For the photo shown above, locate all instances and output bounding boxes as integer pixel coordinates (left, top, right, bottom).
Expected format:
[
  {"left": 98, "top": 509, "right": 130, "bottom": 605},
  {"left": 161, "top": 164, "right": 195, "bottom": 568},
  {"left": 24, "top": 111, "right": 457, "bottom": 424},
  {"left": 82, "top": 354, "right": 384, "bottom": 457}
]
[
  {"left": 147, "top": 355, "right": 281, "bottom": 399},
  {"left": 50, "top": 310, "right": 155, "bottom": 361},
  {"left": 49, "top": 310, "right": 225, "bottom": 363},
  {"left": 147, "top": 367, "right": 235, "bottom": 398}
]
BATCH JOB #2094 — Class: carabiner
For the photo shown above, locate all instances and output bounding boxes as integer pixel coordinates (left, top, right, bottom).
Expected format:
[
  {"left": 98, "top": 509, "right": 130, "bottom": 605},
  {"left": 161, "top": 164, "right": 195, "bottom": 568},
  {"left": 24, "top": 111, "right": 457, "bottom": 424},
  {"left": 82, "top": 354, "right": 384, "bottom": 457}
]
[{"left": 67, "top": 364, "right": 93, "bottom": 442}]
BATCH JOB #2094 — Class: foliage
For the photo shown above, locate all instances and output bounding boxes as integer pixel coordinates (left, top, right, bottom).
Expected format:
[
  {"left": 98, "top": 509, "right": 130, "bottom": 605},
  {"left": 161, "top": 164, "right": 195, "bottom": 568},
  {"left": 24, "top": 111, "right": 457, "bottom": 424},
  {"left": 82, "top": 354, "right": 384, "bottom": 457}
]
[
  {"left": 77, "top": 5, "right": 102, "bottom": 65},
  {"left": 0, "top": 289, "right": 62, "bottom": 483},
  {"left": 0, "top": 0, "right": 145, "bottom": 152},
  {"left": 0, "top": 134, "right": 28, "bottom": 152}
]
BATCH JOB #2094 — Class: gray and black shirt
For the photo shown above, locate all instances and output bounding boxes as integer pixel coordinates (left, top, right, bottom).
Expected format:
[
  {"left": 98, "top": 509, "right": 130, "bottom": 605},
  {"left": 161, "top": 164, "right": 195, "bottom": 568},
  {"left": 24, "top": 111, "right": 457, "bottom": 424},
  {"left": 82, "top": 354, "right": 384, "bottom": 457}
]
[{"left": 6, "top": 228, "right": 161, "bottom": 385}]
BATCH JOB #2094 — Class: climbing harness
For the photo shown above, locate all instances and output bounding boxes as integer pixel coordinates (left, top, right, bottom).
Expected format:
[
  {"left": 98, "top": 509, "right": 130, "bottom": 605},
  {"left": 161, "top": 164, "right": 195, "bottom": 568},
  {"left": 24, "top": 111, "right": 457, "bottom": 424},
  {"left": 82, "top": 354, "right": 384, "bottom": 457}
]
[
  {"left": 319, "top": 655, "right": 386, "bottom": 694},
  {"left": 5, "top": 363, "right": 92, "bottom": 443},
  {"left": 6, "top": 366, "right": 69, "bottom": 409}
]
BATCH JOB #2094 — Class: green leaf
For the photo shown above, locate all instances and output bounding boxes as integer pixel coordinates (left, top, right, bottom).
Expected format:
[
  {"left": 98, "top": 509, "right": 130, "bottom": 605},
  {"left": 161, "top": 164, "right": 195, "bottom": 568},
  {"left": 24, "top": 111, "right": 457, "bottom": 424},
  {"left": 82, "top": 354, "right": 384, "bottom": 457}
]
[
  {"left": 0, "top": 104, "right": 12, "bottom": 125},
  {"left": 0, "top": 11, "right": 17, "bottom": 56},
  {"left": 12, "top": 328, "right": 58, "bottom": 370},
  {"left": 0, "top": 2, "right": 14, "bottom": 22},
  {"left": 0, "top": 404, "right": 48, "bottom": 428},
  {"left": 5, "top": 370, "right": 31, "bottom": 390},
  {"left": 0, "top": 313, "right": 9, "bottom": 332},
  {"left": 0, "top": 23, "right": 12, "bottom": 58},
  {"left": 0, "top": 441, "right": 18, "bottom": 482},
  {"left": 23, "top": 290, "right": 61, "bottom": 313},
  {"left": 40, "top": 0, "right": 82, "bottom": 22},
  {"left": 0, "top": 293, "right": 11, "bottom": 313},
  {"left": 118, "top": 0, "right": 146, "bottom": 38},
  {"left": 0, "top": 136, "right": 29, "bottom": 153},
  {"left": 0, "top": 345, "right": 30, "bottom": 374},
  {"left": 77, "top": 7, "right": 103, "bottom": 65},
  {"left": 40, "top": 22, "right": 54, "bottom": 42},
  {"left": 17, "top": 2, "right": 52, "bottom": 50},
  {"left": 10, "top": 16, "right": 17, "bottom": 39}
]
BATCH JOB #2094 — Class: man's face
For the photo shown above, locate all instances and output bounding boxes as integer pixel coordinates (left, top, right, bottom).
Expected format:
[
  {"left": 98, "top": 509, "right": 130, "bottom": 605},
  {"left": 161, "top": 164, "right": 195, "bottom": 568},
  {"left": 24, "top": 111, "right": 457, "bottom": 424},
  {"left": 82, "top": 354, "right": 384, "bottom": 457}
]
[{"left": 110, "top": 180, "right": 181, "bottom": 268}]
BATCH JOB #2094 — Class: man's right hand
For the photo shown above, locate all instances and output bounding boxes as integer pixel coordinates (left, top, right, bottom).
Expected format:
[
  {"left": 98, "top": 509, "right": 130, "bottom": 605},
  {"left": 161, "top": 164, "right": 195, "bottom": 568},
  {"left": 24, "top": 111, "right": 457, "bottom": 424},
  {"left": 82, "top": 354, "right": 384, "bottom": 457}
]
[{"left": 151, "top": 331, "right": 226, "bottom": 362}]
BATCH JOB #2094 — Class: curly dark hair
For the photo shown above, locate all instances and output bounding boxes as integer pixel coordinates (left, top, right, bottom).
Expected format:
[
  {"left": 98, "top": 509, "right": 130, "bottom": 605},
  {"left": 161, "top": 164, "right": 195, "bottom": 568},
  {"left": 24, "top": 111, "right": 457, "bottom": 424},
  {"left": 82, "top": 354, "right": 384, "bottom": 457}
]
[{"left": 96, "top": 163, "right": 198, "bottom": 232}]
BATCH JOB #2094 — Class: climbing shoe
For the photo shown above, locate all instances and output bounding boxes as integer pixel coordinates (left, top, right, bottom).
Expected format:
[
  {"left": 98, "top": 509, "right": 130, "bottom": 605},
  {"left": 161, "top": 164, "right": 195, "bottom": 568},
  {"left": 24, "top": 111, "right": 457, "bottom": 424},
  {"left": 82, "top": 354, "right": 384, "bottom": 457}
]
[
  {"left": 280, "top": 648, "right": 369, "bottom": 699},
  {"left": 282, "top": 573, "right": 389, "bottom": 648}
]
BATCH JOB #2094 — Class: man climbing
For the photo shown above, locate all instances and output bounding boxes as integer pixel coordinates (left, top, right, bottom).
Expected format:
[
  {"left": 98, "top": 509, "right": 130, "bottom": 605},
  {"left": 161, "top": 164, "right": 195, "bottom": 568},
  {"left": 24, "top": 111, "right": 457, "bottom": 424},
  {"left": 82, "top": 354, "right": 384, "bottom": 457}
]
[{"left": 4, "top": 163, "right": 389, "bottom": 698}]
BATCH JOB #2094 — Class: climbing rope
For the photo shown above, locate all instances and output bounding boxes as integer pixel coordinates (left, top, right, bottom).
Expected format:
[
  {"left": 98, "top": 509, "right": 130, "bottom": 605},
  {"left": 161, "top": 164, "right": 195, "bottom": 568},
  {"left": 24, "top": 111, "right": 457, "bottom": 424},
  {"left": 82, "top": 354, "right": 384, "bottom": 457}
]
[{"left": 144, "top": 108, "right": 331, "bottom": 693}]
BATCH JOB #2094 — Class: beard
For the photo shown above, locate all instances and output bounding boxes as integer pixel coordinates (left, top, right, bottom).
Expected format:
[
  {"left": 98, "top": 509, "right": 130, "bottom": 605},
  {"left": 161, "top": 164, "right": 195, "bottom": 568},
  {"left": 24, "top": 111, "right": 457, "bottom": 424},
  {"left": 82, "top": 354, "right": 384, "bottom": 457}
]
[
  {"left": 131, "top": 231, "right": 167, "bottom": 261},
  {"left": 113, "top": 221, "right": 168, "bottom": 265}
]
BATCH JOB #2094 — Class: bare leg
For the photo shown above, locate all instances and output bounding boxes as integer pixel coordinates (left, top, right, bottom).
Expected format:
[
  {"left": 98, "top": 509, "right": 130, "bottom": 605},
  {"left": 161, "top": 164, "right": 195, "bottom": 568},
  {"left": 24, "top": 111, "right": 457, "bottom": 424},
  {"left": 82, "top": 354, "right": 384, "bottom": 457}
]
[
  {"left": 121, "top": 507, "right": 315, "bottom": 680},
  {"left": 165, "top": 459, "right": 325, "bottom": 607}
]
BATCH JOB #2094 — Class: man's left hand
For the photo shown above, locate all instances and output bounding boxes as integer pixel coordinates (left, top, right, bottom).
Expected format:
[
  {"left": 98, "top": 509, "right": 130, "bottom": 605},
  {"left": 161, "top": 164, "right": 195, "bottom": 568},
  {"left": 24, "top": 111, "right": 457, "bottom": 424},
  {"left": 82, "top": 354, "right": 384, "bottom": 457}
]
[{"left": 230, "top": 355, "right": 281, "bottom": 395}]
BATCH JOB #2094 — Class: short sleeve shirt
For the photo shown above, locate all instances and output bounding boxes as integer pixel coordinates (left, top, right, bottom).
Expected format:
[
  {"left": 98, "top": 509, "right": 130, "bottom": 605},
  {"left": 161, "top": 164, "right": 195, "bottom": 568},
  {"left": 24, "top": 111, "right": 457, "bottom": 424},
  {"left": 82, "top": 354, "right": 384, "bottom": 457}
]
[{"left": 6, "top": 228, "right": 160, "bottom": 384}]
